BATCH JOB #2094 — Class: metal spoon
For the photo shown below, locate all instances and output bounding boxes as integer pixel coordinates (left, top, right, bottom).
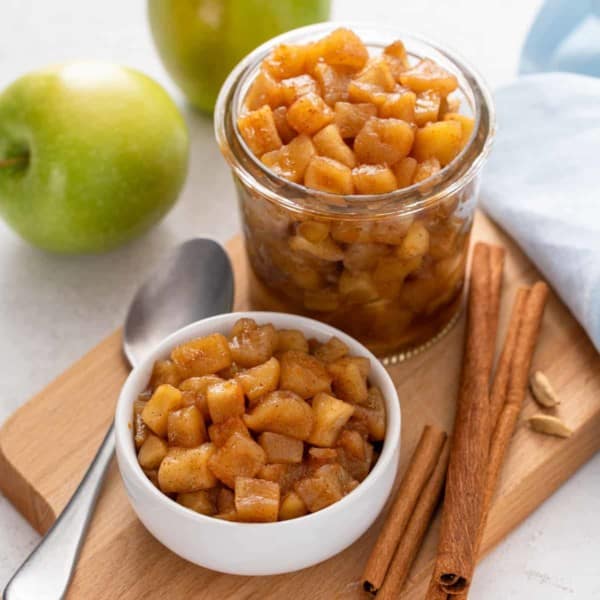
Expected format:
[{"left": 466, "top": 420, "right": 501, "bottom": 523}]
[{"left": 3, "top": 238, "right": 234, "bottom": 600}]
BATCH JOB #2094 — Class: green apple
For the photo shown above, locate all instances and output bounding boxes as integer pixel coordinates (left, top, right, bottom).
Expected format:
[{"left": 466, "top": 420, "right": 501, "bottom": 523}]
[
  {"left": 0, "top": 62, "right": 189, "bottom": 253},
  {"left": 148, "top": 0, "right": 331, "bottom": 113}
]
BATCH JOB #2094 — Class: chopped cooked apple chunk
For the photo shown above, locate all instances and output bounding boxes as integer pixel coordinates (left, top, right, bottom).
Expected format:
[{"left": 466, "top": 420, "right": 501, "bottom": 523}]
[
  {"left": 279, "top": 350, "right": 332, "bottom": 399},
  {"left": 235, "top": 477, "right": 280, "bottom": 522},
  {"left": 354, "top": 117, "right": 414, "bottom": 165},
  {"left": 308, "top": 392, "right": 355, "bottom": 447},
  {"left": 304, "top": 156, "right": 353, "bottom": 194},
  {"left": 235, "top": 356, "right": 280, "bottom": 404},
  {"left": 167, "top": 405, "right": 206, "bottom": 448},
  {"left": 243, "top": 390, "right": 313, "bottom": 440},
  {"left": 259, "top": 431, "right": 304, "bottom": 464},
  {"left": 158, "top": 444, "right": 217, "bottom": 493},
  {"left": 171, "top": 333, "right": 232, "bottom": 379},
  {"left": 142, "top": 384, "right": 183, "bottom": 437},
  {"left": 237, "top": 105, "right": 282, "bottom": 156},
  {"left": 208, "top": 432, "right": 266, "bottom": 488}
]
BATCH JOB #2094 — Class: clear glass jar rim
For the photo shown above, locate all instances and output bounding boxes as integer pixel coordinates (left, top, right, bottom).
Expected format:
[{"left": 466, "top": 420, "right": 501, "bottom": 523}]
[{"left": 215, "top": 22, "right": 496, "bottom": 219}]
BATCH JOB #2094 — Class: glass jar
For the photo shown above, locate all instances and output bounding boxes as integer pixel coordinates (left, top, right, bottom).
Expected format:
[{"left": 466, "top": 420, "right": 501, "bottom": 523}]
[{"left": 215, "top": 23, "right": 494, "bottom": 359}]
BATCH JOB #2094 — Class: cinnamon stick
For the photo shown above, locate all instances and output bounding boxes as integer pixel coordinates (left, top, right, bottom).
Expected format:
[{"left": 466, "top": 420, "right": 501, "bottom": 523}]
[
  {"left": 430, "top": 242, "right": 503, "bottom": 595},
  {"left": 455, "top": 281, "right": 549, "bottom": 600},
  {"left": 487, "top": 245, "right": 506, "bottom": 366},
  {"left": 361, "top": 425, "right": 447, "bottom": 594},
  {"left": 377, "top": 440, "right": 451, "bottom": 600},
  {"left": 488, "top": 288, "right": 529, "bottom": 428}
]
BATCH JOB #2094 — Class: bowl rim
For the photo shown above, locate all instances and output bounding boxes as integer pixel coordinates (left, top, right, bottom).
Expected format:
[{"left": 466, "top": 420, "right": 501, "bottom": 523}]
[{"left": 115, "top": 311, "right": 401, "bottom": 531}]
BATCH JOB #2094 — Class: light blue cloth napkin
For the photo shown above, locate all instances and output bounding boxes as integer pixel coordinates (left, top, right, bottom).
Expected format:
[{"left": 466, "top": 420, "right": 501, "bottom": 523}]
[
  {"left": 480, "top": 1, "right": 600, "bottom": 351},
  {"left": 520, "top": 0, "right": 600, "bottom": 76}
]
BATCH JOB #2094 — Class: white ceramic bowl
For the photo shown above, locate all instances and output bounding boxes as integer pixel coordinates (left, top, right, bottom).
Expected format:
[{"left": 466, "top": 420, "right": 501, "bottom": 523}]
[{"left": 115, "top": 312, "right": 401, "bottom": 575}]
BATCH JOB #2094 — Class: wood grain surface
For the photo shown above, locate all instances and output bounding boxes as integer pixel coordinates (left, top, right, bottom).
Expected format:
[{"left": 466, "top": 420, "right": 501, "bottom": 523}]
[{"left": 1, "top": 212, "right": 599, "bottom": 599}]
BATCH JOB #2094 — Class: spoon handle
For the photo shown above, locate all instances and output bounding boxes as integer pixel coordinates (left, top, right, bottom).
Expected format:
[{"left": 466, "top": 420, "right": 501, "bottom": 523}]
[{"left": 3, "top": 424, "right": 115, "bottom": 600}]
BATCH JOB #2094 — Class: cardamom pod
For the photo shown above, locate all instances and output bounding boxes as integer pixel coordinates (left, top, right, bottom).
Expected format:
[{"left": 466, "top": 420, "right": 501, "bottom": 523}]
[
  {"left": 528, "top": 414, "right": 572, "bottom": 438},
  {"left": 530, "top": 371, "right": 560, "bottom": 407}
]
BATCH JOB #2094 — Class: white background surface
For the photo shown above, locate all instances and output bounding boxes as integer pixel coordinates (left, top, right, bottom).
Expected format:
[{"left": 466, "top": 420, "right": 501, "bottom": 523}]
[{"left": 0, "top": 1, "right": 598, "bottom": 598}]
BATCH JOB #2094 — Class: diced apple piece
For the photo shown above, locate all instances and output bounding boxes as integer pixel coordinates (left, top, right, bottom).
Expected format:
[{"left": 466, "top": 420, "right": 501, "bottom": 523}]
[
  {"left": 334, "top": 102, "right": 377, "bottom": 138},
  {"left": 352, "top": 164, "right": 397, "bottom": 194},
  {"left": 171, "top": 333, "right": 232, "bottom": 378},
  {"left": 400, "top": 59, "right": 458, "bottom": 96},
  {"left": 158, "top": 444, "right": 217, "bottom": 493},
  {"left": 304, "top": 156, "right": 353, "bottom": 194},
  {"left": 379, "top": 90, "right": 416, "bottom": 122},
  {"left": 320, "top": 28, "right": 368, "bottom": 71},
  {"left": 307, "top": 447, "right": 339, "bottom": 470},
  {"left": 297, "top": 220, "right": 330, "bottom": 243},
  {"left": 208, "top": 416, "right": 250, "bottom": 447},
  {"left": 312, "top": 336, "right": 349, "bottom": 363},
  {"left": 308, "top": 392, "right": 355, "bottom": 447},
  {"left": 258, "top": 460, "right": 306, "bottom": 494},
  {"left": 313, "top": 62, "right": 350, "bottom": 105},
  {"left": 338, "top": 269, "right": 380, "bottom": 304},
  {"left": 286, "top": 92, "right": 334, "bottom": 135},
  {"left": 261, "top": 134, "right": 316, "bottom": 183},
  {"left": 245, "top": 70, "right": 283, "bottom": 110},
  {"left": 331, "top": 219, "right": 372, "bottom": 243},
  {"left": 263, "top": 44, "right": 307, "bottom": 79},
  {"left": 235, "top": 357, "right": 280, "bottom": 404},
  {"left": 373, "top": 255, "right": 422, "bottom": 284},
  {"left": 134, "top": 399, "right": 149, "bottom": 449},
  {"left": 279, "top": 350, "right": 332, "bottom": 399},
  {"left": 259, "top": 432, "right": 304, "bottom": 464},
  {"left": 149, "top": 359, "right": 181, "bottom": 389},
  {"left": 327, "top": 359, "right": 369, "bottom": 404},
  {"left": 413, "top": 120, "right": 463, "bottom": 166},
  {"left": 206, "top": 379, "right": 245, "bottom": 424},
  {"left": 279, "top": 491, "right": 308, "bottom": 520},
  {"left": 167, "top": 405, "right": 206, "bottom": 448},
  {"left": 179, "top": 375, "right": 222, "bottom": 421},
  {"left": 288, "top": 232, "right": 344, "bottom": 261},
  {"left": 142, "top": 384, "right": 183, "bottom": 437},
  {"left": 238, "top": 105, "right": 282, "bottom": 156},
  {"left": 208, "top": 432, "right": 266, "bottom": 488},
  {"left": 347, "top": 80, "right": 388, "bottom": 107},
  {"left": 383, "top": 40, "right": 409, "bottom": 79},
  {"left": 415, "top": 91, "right": 441, "bottom": 126},
  {"left": 272, "top": 106, "right": 296, "bottom": 143},
  {"left": 353, "top": 57, "right": 396, "bottom": 92},
  {"left": 276, "top": 329, "right": 310, "bottom": 353},
  {"left": 243, "top": 390, "right": 313, "bottom": 440},
  {"left": 396, "top": 221, "right": 430, "bottom": 259},
  {"left": 393, "top": 156, "right": 418, "bottom": 188},
  {"left": 235, "top": 477, "right": 280, "bottom": 522},
  {"left": 314, "top": 463, "right": 359, "bottom": 494},
  {"left": 215, "top": 487, "right": 238, "bottom": 521},
  {"left": 279, "top": 74, "right": 319, "bottom": 105},
  {"left": 229, "top": 321, "right": 278, "bottom": 368},
  {"left": 137, "top": 434, "right": 168, "bottom": 470},
  {"left": 413, "top": 157, "right": 441, "bottom": 183},
  {"left": 217, "top": 487, "right": 235, "bottom": 513},
  {"left": 353, "top": 386, "right": 386, "bottom": 440},
  {"left": 443, "top": 112, "right": 475, "bottom": 148},
  {"left": 354, "top": 117, "right": 414, "bottom": 165},
  {"left": 177, "top": 489, "right": 217, "bottom": 515},
  {"left": 294, "top": 471, "right": 343, "bottom": 512},
  {"left": 370, "top": 215, "right": 413, "bottom": 244},
  {"left": 337, "top": 429, "right": 374, "bottom": 481},
  {"left": 342, "top": 242, "right": 387, "bottom": 272},
  {"left": 312, "top": 124, "right": 356, "bottom": 168},
  {"left": 303, "top": 288, "right": 341, "bottom": 312}
]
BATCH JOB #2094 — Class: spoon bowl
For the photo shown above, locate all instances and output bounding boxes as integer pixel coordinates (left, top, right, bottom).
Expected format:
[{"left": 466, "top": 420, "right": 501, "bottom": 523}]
[{"left": 124, "top": 238, "right": 234, "bottom": 366}]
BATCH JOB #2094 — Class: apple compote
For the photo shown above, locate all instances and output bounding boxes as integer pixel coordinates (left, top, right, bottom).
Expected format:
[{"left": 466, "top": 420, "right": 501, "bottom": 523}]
[
  {"left": 216, "top": 25, "right": 494, "bottom": 357},
  {"left": 134, "top": 318, "right": 384, "bottom": 522}
]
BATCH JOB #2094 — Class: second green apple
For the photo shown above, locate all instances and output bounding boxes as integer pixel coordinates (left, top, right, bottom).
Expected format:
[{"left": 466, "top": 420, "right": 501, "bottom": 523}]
[{"left": 148, "top": 0, "right": 330, "bottom": 113}]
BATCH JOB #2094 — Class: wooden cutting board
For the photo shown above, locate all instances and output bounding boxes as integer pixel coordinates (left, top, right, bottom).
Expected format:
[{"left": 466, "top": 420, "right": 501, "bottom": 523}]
[{"left": 1, "top": 212, "right": 599, "bottom": 599}]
